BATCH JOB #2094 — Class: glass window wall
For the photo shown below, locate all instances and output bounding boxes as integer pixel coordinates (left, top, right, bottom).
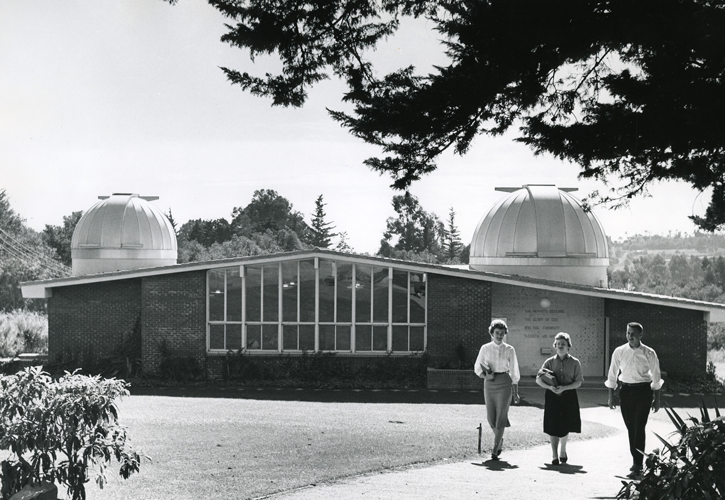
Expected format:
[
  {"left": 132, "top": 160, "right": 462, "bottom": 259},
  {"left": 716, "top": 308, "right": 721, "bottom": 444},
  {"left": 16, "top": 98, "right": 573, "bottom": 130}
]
[{"left": 207, "top": 258, "right": 426, "bottom": 354}]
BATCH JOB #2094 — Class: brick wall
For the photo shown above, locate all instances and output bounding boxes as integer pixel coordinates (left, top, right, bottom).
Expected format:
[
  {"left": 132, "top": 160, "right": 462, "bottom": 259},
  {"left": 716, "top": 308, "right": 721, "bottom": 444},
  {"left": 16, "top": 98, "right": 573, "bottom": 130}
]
[
  {"left": 47, "top": 279, "right": 142, "bottom": 366},
  {"left": 426, "top": 274, "right": 492, "bottom": 367},
  {"left": 141, "top": 271, "right": 207, "bottom": 375},
  {"left": 605, "top": 299, "right": 707, "bottom": 377}
]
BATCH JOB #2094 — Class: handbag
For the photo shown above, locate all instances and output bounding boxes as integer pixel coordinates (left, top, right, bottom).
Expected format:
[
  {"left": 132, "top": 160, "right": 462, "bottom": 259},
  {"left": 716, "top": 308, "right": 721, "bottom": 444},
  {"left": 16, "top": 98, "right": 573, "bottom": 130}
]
[{"left": 538, "top": 368, "right": 558, "bottom": 386}]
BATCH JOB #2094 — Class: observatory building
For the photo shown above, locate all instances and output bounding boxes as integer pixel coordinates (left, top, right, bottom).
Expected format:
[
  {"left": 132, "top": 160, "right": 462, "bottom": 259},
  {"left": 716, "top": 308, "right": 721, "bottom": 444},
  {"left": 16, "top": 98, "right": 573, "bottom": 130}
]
[
  {"left": 71, "top": 193, "right": 177, "bottom": 276},
  {"left": 21, "top": 187, "right": 725, "bottom": 382},
  {"left": 469, "top": 185, "right": 609, "bottom": 287}
]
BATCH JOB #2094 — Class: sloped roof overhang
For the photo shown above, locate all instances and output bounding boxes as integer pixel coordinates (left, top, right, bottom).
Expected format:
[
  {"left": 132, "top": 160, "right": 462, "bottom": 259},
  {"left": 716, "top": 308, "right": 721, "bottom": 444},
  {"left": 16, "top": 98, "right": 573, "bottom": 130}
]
[{"left": 20, "top": 248, "right": 725, "bottom": 321}]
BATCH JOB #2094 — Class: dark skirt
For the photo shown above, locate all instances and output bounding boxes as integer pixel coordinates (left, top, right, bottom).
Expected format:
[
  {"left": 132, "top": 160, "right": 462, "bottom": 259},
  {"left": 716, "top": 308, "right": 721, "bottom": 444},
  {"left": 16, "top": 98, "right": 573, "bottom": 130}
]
[
  {"left": 543, "top": 389, "right": 581, "bottom": 437},
  {"left": 483, "top": 372, "right": 512, "bottom": 429}
]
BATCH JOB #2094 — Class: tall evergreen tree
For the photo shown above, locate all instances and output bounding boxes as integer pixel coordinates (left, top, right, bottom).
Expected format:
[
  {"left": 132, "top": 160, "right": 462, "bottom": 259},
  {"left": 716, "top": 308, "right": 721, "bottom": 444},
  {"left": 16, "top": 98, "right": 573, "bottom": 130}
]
[
  {"left": 308, "top": 195, "right": 337, "bottom": 248},
  {"left": 442, "top": 207, "right": 463, "bottom": 263},
  {"left": 166, "top": 209, "right": 178, "bottom": 235}
]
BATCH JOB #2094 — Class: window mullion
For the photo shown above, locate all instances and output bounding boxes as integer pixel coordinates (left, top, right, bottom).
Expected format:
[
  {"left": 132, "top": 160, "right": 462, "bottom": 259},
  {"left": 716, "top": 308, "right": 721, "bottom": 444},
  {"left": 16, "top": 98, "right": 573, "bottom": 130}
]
[
  {"left": 241, "top": 265, "right": 246, "bottom": 350},
  {"left": 314, "top": 257, "right": 319, "bottom": 352},
  {"left": 278, "top": 262, "right": 283, "bottom": 353},
  {"left": 388, "top": 267, "right": 393, "bottom": 352}
]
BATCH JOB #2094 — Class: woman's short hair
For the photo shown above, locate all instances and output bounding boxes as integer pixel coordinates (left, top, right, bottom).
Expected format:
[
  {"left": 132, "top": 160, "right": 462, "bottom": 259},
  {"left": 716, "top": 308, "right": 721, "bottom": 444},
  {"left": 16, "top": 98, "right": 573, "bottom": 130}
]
[
  {"left": 553, "top": 332, "right": 572, "bottom": 348},
  {"left": 489, "top": 319, "right": 508, "bottom": 335}
]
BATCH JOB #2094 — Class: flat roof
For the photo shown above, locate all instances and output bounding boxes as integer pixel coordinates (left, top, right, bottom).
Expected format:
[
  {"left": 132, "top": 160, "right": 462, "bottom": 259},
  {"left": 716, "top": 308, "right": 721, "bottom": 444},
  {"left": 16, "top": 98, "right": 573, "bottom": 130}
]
[{"left": 20, "top": 248, "right": 725, "bottom": 321}]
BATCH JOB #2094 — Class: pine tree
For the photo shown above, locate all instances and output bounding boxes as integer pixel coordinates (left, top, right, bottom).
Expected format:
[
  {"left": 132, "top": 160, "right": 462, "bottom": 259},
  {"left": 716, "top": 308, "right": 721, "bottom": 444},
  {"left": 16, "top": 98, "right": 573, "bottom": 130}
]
[
  {"left": 309, "top": 195, "right": 337, "bottom": 248},
  {"left": 442, "top": 207, "right": 463, "bottom": 263},
  {"left": 176, "top": 0, "right": 725, "bottom": 230},
  {"left": 166, "top": 209, "right": 178, "bottom": 235}
]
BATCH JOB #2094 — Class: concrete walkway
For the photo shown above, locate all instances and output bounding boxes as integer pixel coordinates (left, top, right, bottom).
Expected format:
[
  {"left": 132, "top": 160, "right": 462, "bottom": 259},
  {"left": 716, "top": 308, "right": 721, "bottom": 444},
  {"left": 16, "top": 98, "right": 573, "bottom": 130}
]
[{"left": 268, "top": 387, "right": 686, "bottom": 500}]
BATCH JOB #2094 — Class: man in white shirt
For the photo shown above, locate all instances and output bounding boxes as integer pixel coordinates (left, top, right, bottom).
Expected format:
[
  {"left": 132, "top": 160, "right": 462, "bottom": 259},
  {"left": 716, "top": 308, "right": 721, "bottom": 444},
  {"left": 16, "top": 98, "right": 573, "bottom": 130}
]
[{"left": 605, "top": 322, "right": 663, "bottom": 479}]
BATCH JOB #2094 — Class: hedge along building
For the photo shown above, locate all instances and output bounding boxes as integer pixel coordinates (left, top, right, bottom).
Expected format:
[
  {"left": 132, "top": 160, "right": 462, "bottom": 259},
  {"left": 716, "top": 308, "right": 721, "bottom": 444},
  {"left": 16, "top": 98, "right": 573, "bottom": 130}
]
[{"left": 21, "top": 188, "right": 725, "bottom": 380}]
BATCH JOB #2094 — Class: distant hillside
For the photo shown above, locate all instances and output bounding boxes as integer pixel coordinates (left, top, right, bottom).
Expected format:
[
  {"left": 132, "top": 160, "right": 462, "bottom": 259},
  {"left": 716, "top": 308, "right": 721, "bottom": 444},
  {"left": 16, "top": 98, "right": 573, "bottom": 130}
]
[
  {"left": 611, "top": 232, "right": 725, "bottom": 253},
  {"left": 607, "top": 232, "right": 725, "bottom": 305}
]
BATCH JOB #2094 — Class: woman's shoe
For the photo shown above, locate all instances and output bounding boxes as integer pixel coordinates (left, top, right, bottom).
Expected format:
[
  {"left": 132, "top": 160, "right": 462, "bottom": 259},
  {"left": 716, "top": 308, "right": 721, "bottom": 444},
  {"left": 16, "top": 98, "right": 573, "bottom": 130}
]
[
  {"left": 551, "top": 458, "right": 560, "bottom": 466},
  {"left": 560, "top": 455, "right": 568, "bottom": 464},
  {"left": 491, "top": 452, "right": 499, "bottom": 461}
]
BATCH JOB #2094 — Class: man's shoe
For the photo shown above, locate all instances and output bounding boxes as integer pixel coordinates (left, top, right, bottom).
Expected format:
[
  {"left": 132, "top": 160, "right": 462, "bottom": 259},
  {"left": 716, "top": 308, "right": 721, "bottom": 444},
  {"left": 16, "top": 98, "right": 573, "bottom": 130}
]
[{"left": 626, "top": 466, "right": 642, "bottom": 480}]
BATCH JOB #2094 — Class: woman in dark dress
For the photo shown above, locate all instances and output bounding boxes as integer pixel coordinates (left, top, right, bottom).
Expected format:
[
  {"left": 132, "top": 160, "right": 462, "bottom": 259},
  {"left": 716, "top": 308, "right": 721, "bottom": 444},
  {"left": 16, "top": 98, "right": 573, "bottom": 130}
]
[{"left": 535, "top": 332, "right": 583, "bottom": 465}]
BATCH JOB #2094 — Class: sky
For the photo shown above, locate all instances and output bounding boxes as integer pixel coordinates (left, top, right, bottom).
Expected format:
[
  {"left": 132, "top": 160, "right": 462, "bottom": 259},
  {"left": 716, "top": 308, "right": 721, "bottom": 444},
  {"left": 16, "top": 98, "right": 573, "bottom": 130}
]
[{"left": 0, "top": 0, "right": 714, "bottom": 255}]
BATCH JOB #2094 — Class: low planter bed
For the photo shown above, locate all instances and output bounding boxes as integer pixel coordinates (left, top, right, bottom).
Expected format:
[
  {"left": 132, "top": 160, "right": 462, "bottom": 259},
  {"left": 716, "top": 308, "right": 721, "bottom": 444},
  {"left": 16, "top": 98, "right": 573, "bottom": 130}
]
[{"left": 427, "top": 368, "right": 482, "bottom": 390}]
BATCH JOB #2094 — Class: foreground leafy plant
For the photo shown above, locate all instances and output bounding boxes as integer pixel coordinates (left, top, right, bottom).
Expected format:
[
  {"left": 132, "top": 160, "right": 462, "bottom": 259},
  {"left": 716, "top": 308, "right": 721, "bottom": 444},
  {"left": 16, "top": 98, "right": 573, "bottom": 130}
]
[
  {"left": 617, "top": 398, "right": 724, "bottom": 500},
  {"left": 0, "top": 367, "right": 143, "bottom": 500}
]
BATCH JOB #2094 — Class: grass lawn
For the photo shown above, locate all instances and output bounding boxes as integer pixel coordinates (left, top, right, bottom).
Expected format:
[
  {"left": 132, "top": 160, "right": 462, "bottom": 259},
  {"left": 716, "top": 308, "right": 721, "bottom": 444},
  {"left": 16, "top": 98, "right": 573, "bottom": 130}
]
[{"left": 85, "top": 395, "right": 616, "bottom": 500}]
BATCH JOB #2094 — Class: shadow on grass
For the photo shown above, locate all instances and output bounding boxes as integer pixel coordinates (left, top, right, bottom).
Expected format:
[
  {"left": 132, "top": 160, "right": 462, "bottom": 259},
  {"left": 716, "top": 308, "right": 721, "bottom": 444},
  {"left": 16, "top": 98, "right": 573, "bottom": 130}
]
[
  {"left": 130, "top": 385, "right": 491, "bottom": 405},
  {"left": 129, "top": 384, "right": 713, "bottom": 408}
]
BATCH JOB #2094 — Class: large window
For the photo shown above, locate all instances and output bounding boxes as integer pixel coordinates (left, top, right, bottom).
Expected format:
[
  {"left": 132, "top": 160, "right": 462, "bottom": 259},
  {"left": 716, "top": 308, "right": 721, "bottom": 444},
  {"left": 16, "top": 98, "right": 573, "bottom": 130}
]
[{"left": 207, "top": 258, "right": 427, "bottom": 354}]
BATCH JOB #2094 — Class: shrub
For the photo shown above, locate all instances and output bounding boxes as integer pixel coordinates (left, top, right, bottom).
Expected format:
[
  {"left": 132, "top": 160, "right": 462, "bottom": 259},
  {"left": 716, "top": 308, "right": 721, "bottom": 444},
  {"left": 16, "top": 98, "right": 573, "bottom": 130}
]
[
  {"left": 223, "top": 350, "right": 428, "bottom": 389},
  {"left": 0, "top": 367, "right": 143, "bottom": 500},
  {"left": 617, "top": 398, "right": 725, "bottom": 500},
  {"left": 664, "top": 363, "right": 725, "bottom": 395},
  {"left": 708, "top": 323, "right": 725, "bottom": 351},
  {"left": 0, "top": 311, "right": 47, "bottom": 358},
  {"left": 44, "top": 317, "right": 143, "bottom": 380},
  {"left": 157, "top": 339, "right": 203, "bottom": 381}
]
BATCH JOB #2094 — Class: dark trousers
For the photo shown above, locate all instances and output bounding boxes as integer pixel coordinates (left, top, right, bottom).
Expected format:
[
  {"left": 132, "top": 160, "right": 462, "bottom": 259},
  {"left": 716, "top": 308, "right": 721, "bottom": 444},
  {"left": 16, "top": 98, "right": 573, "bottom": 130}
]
[{"left": 619, "top": 384, "right": 653, "bottom": 468}]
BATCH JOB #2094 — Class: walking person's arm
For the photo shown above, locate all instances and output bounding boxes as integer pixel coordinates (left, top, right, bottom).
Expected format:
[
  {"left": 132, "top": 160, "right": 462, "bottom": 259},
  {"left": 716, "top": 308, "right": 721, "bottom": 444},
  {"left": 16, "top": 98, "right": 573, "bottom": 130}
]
[
  {"left": 604, "top": 348, "right": 621, "bottom": 409},
  {"left": 510, "top": 347, "right": 521, "bottom": 404},
  {"left": 648, "top": 347, "right": 663, "bottom": 413},
  {"left": 607, "top": 388, "right": 617, "bottom": 409},
  {"left": 652, "top": 389, "right": 661, "bottom": 412}
]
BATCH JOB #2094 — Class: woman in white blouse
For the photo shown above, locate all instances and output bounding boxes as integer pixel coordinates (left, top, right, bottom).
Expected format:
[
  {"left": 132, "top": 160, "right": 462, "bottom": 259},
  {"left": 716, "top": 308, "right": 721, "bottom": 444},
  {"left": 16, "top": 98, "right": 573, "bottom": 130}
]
[{"left": 474, "top": 319, "right": 521, "bottom": 460}]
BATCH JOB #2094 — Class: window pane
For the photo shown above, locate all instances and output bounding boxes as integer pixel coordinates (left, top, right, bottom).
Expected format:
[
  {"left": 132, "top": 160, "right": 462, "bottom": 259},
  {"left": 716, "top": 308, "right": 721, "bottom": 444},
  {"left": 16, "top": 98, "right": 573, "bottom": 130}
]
[
  {"left": 209, "top": 270, "right": 225, "bottom": 322},
  {"left": 410, "top": 273, "right": 426, "bottom": 323},
  {"left": 336, "top": 325, "right": 351, "bottom": 351},
  {"left": 210, "top": 324, "right": 224, "bottom": 350},
  {"left": 263, "top": 265, "right": 279, "bottom": 322},
  {"left": 299, "top": 260, "right": 316, "bottom": 322},
  {"left": 391, "top": 270, "right": 408, "bottom": 323},
  {"left": 373, "top": 267, "right": 389, "bottom": 322},
  {"left": 247, "top": 324, "right": 261, "bottom": 350},
  {"left": 392, "top": 325, "right": 408, "bottom": 352},
  {"left": 283, "top": 325, "right": 298, "bottom": 350},
  {"left": 227, "top": 268, "right": 242, "bottom": 322},
  {"left": 262, "top": 324, "right": 278, "bottom": 350},
  {"left": 337, "top": 262, "right": 353, "bottom": 322},
  {"left": 319, "top": 324, "right": 335, "bottom": 350},
  {"left": 299, "top": 325, "right": 315, "bottom": 351},
  {"left": 355, "top": 265, "right": 371, "bottom": 323},
  {"left": 410, "top": 326, "right": 425, "bottom": 351},
  {"left": 226, "top": 324, "right": 242, "bottom": 351},
  {"left": 282, "top": 261, "right": 298, "bottom": 322},
  {"left": 319, "top": 260, "right": 335, "bottom": 323},
  {"left": 355, "top": 325, "right": 371, "bottom": 351},
  {"left": 246, "top": 266, "right": 261, "bottom": 322},
  {"left": 373, "top": 325, "right": 388, "bottom": 351}
]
